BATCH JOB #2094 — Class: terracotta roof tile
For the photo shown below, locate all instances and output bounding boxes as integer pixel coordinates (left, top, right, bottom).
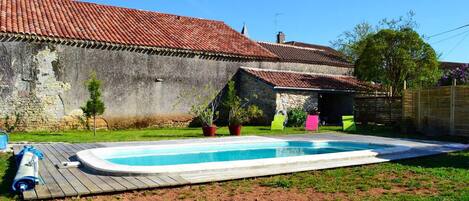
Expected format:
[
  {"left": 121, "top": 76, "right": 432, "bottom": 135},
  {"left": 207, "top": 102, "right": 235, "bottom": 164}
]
[
  {"left": 242, "top": 68, "right": 377, "bottom": 91},
  {"left": 0, "top": 0, "right": 277, "bottom": 59},
  {"left": 258, "top": 42, "right": 352, "bottom": 68}
]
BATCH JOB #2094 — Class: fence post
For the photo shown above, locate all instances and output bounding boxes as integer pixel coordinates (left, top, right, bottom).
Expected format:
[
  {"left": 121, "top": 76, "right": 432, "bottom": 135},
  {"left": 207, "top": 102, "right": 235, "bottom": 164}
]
[
  {"left": 417, "top": 89, "right": 421, "bottom": 132},
  {"left": 449, "top": 79, "right": 456, "bottom": 135}
]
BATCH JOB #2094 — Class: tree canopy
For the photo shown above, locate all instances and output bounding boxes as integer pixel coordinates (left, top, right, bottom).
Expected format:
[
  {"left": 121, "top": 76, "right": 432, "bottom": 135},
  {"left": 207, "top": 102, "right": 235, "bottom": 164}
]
[
  {"left": 331, "top": 11, "right": 441, "bottom": 96},
  {"left": 356, "top": 28, "right": 440, "bottom": 95}
]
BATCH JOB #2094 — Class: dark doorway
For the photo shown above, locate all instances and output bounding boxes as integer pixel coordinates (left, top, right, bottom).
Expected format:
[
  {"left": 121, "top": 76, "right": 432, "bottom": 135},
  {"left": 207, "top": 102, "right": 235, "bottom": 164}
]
[{"left": 318, "top": 93, "right": 354, "bottom": 125}]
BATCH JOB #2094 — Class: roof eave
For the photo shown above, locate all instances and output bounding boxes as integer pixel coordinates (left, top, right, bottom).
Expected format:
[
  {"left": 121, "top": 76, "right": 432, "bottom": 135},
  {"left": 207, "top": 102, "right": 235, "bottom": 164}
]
[
  {"left": 273, "top": 86, "right": 356, "bottom": 93},
  {"left": 0, "top": 32, "right": 279, "bottom": 61}
]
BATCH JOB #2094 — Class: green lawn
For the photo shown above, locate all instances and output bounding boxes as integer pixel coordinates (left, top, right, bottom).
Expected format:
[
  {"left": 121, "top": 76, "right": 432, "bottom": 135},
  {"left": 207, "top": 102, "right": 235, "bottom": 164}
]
[
  {"left": 0, "top": 126, "right": 467, "bottom": 200},
  {"left": 8, "top": 126, "right": 342, "bottom": 143}
]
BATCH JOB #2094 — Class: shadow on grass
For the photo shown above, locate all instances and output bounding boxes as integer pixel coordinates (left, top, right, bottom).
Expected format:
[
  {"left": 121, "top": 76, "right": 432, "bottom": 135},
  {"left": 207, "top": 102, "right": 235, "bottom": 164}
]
[
  {"left": 0, "top": 154, "right": 18, "bottom": 199},
  {"left": 391, "top": 151, "right": 469, "bottom": 170},
  {"left": 140, "top": 134, "right": 203, "bottom": 138},
  {"left": 18, "top": 133, "right": 65, "bottom": 137},
  {"left": 346, "top": 125, "right": 469, "bottom": 144}
]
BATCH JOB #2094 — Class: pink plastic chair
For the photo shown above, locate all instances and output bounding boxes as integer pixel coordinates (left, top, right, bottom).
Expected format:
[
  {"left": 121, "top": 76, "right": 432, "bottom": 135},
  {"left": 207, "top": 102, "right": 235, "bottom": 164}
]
[{"left": 305, "top": 115, "right": 319, "bottom": 131}]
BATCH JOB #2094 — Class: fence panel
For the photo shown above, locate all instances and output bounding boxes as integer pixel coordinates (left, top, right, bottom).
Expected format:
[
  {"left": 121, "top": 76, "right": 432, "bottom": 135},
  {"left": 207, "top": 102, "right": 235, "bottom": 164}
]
[
  {"left": 402, "top": 85, "right": 469, "bottom": 137},
  {"left": 354, "top": 96, "right": 402, "bottom": 126}
]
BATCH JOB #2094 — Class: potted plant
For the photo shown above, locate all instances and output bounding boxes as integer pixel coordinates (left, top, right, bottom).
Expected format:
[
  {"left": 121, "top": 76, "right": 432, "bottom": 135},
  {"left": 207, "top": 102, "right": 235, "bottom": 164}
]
[
  {"left": 224, "top": 81, "right": 263, "bottom": 136},
  {"left": 190, "top": 101, "right": 219, "bottom": 137},
  {"left": 175, "top": 84, "right": 222, "bottom": 137}
]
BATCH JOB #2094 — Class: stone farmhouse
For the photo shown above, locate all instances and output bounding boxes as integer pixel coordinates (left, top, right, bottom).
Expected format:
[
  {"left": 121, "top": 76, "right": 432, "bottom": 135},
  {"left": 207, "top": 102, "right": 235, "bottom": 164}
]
[{"left": 0, "top": 0, "right": 374, "bottom": 130}]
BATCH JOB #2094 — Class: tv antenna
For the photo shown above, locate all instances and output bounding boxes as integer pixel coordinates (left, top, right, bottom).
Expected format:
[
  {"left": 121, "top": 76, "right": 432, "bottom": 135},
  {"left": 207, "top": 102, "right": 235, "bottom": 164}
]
[{"left": 274, "top": 13, "right": 284, "bottom": 32}]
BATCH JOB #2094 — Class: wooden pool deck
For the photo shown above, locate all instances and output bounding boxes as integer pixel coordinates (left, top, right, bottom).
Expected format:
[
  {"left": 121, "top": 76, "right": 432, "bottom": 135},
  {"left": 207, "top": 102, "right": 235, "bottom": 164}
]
[
  {"left": 12, "top": 134, "right": 468, "bottom": 200},
  {"left": 13, "top": 143, "right": 191, "bottom": 200}
]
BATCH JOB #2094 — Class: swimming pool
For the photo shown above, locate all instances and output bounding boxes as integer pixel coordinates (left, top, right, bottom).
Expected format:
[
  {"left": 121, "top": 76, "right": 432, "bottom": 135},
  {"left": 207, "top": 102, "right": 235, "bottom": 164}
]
[
  {"left": 106, "top": 141, "right": 390, "bottom": 166},
  {"left": 77, "top": 138, "right": 409, "bottom": 175}
]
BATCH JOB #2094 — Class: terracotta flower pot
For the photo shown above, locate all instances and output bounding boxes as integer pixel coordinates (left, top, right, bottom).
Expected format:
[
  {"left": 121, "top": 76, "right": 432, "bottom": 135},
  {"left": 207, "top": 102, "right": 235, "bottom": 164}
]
[
  {"left": 202, "top": 126, "right": 217, "bottom": 137},
  {"left": 229, "top": 124, "right": 242, "bottom": 136}
]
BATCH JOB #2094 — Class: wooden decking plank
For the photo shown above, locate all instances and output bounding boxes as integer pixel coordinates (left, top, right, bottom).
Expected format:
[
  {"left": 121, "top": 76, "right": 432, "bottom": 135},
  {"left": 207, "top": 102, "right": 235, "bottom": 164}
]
[
  {"left": 158, "top": 175, "right": 179, "bottom": 186},
  {"left": 168, "top": 175, "right": 190, "bottom": 185},
  {"left": 65, "top": 144, "right": 123, "bottom": 192},
  {"left": 40, "top": 144, "right": 90, "bottom": 195},
  {"left": 109, "top": 176, "right": 138, "bottom": 190},
  {"left": 35, "top": 145, "right": 78, "bottom": 197},
  {"left": 54, "top": 143, "right": 111, "bottom": 192},
  {"left": 33, "top": 183, "right": 53, "bottom": 200},
  {"left": 36, "top": 156, "right": 64, "bottom": 198},
  {"left": 48, "top": 144, "right": 102, "bottom": 193},
  {"left": 122, "top": 176, "right": 149, "bottom": 189},
  {"left": 69, "top": 143, "right": 131, "bottom": 191},
  {"left": 135, "top": 176, "right": 160, "bottom": 188},
  {"left": 22, "top": 189, "right": 37, "bottom": 200},
  {"left": 145, "top": 176, "right": 164, "bottom": 186}
]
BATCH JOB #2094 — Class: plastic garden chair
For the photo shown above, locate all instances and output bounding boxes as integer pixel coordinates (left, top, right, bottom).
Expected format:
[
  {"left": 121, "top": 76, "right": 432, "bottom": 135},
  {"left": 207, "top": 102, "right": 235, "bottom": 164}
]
[
  {"left": 0, "top": 129, "right": 8, "bottom": 151},
  {"left": 271, "top": 114, "right": 286, "bottom": 130},
  {"left": 342, "top": 115, "right": 356, "bottom": 132},
  {"left": 305, "top": 115, "right": 319, "bottom": 131}
]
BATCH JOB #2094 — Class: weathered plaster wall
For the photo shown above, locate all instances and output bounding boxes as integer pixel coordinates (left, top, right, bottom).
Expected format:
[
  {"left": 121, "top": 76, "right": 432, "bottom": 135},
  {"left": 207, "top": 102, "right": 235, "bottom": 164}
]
[
  {"left": 0, "top": 41, "right": 354, "bottom": 130},
  {"left": 0, "top": 43, "right": 71, "bottom": 130}
]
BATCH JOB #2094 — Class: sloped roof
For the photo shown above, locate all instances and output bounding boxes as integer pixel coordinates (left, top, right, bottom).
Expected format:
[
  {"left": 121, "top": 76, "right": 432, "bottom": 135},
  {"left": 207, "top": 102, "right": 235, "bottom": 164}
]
[
  {"left": 242, "top": 68, "right": 377, "bottom": 92},
  {"left": 258, "top": 41, "right": 352, "bottom": 68},
  {"left": 0, "top": 0, "right": 277, "bottom": 59}
]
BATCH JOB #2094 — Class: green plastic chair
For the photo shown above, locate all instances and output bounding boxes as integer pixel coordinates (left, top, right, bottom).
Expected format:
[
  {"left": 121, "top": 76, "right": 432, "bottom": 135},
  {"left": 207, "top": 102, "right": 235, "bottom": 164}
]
[
  {"left": 342, "top": 115, "right": 356, "bottom": 132},
  {"left": 271, "top": 114, "right": 286, "bottom": 130}
]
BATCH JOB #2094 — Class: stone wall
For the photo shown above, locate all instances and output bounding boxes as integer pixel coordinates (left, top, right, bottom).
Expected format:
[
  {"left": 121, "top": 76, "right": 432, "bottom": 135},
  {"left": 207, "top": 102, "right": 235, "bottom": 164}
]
[
  {"left": 0, "top": 41, "right": 354, "bottom": 130},
  {"left": 238, "top": 72, "right": 320, "bottom": 123},
  {"left": 276, "top": 90, "right": 318, "bottom": 112},
  {"left": 238, "top": 71, "right": 277, "bottom": 124}
]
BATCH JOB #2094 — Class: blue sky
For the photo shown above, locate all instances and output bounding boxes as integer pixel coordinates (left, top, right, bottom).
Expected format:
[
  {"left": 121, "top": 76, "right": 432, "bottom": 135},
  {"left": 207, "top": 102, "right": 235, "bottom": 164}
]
[{"left": 85, "top": 0, "right": 469, "bottom": 63}]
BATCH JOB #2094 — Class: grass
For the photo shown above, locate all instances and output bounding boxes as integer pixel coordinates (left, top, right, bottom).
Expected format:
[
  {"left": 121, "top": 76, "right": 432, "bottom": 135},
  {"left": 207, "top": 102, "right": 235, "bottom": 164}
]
[
  {"left": 256, "top": 150, "right": 469, "bottom": 200},
  {"left": 8, "top": 126, "right": 342, "bottom": 143},
  {"left": 0, "top": 125, "right": 467, "bottom": 200},
  {"left": 0, "top": 153, "right": 17, "bottom": 201}
]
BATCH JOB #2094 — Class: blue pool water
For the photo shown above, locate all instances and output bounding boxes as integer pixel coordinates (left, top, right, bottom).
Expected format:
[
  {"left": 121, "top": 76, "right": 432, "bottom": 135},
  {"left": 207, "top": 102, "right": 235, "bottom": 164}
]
[{"left": 105, "top": 141, "right": 390, "bottom": 166}]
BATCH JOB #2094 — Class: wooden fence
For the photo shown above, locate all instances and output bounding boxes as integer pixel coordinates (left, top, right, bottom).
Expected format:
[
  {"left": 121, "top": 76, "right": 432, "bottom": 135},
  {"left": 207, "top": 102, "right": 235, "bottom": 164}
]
[
  {"left": 403, "top": 85, "right": 469, "bottom": 137},
  {"left": 354, "top": 96, "right": 402, "bottom": 126}
]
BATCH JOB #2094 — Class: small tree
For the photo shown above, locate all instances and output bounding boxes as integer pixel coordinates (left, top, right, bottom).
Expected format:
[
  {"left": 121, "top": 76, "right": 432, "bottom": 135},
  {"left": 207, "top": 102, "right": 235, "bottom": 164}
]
[
  {"left": 81, "top": 72, "right": 105, "bottom": 136},
  {"left": 175, "top": 84, "right": 222, "bottom": 127}
]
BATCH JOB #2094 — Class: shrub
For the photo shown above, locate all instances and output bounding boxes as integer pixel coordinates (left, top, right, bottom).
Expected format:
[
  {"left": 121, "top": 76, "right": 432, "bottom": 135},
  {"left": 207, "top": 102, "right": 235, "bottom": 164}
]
[
  {"left": 2, "top": 112, "right": 22, "bottom": 132},
  {"left": 286, "top": 107, "right": 307, "bottom": 127}
]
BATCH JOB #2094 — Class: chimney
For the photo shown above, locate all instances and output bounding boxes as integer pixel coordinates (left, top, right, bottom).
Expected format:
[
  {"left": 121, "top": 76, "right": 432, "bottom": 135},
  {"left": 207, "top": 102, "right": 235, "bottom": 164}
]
[
  {"left": 276, "top": 32, "right": 285, "bottom": 43},
  {"left": 241, "top": 23, "right": 249, "bottom": 37}
]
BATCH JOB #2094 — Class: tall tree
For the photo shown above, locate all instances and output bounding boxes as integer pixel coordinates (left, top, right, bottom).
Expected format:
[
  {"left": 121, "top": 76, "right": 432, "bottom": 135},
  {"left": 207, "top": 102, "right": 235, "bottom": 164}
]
[
  {"left": 81, "top": 72, "right": 105, "bottom": 136},
  {"left": 355, "top": 28, "right": 440, "bottom": 96}
]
